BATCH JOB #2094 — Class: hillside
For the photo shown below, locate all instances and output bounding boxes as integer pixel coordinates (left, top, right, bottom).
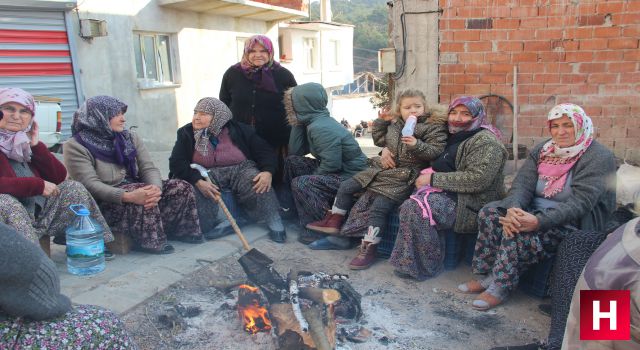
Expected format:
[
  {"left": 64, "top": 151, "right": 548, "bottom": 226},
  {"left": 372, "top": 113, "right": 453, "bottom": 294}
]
[{"left": 309, "top": 0, "right": 388, "bottom": 73}]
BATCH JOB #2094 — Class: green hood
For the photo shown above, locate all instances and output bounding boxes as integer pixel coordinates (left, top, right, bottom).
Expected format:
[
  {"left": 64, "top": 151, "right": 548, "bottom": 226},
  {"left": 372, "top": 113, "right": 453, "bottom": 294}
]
[{"left": 284, "top": 82, "right": 330, "bottom": 126}]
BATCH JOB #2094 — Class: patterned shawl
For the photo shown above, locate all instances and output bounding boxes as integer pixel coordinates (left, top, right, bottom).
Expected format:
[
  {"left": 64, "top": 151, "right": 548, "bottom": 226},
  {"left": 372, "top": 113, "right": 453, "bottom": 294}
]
[
  {"left": 232, "top": 35, "right": 281, "bottom": 93},
  {"left": 537, "top": 103, "right": 594, "bottom": 198},
  {"left": 0, "top": 88, "right": 36, "bottom": 162},
  {"left": 447, "top": 96, "right": 502, "bottom": 138},
  {"left": 193, "top": 97, "right": 233, "bottom": 156},
  {"left": 71, "top": 96, "right": 138, "bottom": 178}
]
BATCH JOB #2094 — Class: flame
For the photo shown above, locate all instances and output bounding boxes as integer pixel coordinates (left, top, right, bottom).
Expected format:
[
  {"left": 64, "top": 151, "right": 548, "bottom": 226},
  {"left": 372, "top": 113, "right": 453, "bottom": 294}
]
[{"left": 238, "top": 285, "right": 272, "bottom": 334}]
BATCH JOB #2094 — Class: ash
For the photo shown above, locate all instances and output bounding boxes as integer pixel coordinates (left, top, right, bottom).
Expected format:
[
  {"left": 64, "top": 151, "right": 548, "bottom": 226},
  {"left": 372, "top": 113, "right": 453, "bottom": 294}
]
[{"left": 122, "top": 235, "right": 549, "bottom": 350}]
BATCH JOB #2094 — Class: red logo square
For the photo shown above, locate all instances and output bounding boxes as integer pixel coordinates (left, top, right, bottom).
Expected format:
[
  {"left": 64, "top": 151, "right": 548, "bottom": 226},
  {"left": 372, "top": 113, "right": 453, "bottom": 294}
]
[{"left": 580, "top": 290, "right": 630, "bottom": 340}]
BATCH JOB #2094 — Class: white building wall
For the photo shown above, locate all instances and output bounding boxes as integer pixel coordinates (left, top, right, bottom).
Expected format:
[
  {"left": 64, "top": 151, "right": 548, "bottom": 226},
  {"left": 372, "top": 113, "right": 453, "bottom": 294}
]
[
  {"left": 280, "top": 23, "right": 353, "bottom": 89},
  {"left": 71, "top": 0, "right": 271, "bottom": 149}
]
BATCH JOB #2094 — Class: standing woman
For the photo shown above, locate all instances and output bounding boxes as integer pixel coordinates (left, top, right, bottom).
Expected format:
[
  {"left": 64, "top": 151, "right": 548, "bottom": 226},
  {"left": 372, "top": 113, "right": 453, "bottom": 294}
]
[
  {"left": 219, "top": 35, "right": 297, "bottom": 186},
  {"left": 390, "top": 96, "right": 507, "bottom": 281},
  {"left": 64, "top": 96, "right": 203, "bottom": 254},
  {"left": 0, "top": 88, "right": 113, "bottom": 248}
]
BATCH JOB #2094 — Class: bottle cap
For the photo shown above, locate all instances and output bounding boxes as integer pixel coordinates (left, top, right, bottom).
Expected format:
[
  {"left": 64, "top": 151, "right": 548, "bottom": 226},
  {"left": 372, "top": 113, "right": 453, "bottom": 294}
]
[{"left": 69, "top": 204, "right": 90, "bottom": 216}]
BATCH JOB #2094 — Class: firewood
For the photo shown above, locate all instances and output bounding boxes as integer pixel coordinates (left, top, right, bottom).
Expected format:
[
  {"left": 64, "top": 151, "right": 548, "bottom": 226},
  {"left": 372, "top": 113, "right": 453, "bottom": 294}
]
[
  {"left": 209, "top": 279, "right": 246, "bottom": 293},
  {"left": 299, "top": 287, "right": 341, "bottom": 305},
  {"left": 288, "top": 270, "right": 309, "bottom": 332},
  {"left": 302, "top": 305, "right": 333, "bottom": 350},
  {"left": 270, "top": 303, "right": 315, "bottom": 348}
]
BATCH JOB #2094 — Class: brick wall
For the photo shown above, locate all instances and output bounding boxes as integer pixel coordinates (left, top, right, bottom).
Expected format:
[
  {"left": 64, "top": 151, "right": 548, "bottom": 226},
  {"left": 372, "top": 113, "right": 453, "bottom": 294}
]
[{"left": 438, "top": 0, "right": 639, "bottom": 157}]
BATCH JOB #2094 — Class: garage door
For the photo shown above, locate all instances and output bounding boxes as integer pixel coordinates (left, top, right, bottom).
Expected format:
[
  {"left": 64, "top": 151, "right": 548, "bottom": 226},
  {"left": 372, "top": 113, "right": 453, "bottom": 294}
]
[{"left": 0, "top": 8, "right": 79, "bottom": 139}]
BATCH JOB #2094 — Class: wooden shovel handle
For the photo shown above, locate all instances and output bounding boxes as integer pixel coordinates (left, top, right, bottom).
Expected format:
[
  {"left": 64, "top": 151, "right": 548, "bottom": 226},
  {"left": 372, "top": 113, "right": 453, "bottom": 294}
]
[{"left": 204, "top": 177, "right": 251, "bottom": 251}]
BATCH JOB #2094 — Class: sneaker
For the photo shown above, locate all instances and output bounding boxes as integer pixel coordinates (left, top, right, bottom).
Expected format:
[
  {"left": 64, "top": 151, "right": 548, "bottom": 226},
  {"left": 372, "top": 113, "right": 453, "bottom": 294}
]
[
  {"left": 306, "top": 211, "right": 345, "bottom": 235},
  {"left": 348, "top": 226, "right": 381, "bottom": 270}
]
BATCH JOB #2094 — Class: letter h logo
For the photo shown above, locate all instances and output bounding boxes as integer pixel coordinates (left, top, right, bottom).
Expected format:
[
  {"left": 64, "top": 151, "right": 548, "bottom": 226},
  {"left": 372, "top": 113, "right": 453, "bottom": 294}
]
[{"left": 580, "top": 290, "right": 631, "bottom": 340}]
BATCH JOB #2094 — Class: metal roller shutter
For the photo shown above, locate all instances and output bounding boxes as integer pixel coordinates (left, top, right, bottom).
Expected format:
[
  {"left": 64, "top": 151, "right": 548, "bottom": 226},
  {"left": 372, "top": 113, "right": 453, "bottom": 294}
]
[{"left": 0, "top": 8, "right": 79, "bottom": 139}]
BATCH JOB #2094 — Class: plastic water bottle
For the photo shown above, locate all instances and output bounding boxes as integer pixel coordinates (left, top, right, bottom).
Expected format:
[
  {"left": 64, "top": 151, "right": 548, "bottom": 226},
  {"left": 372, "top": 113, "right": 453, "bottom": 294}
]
[
  {"left": 65, "top": 204, "right": 105, "bottom": 276},
  {"left": 402, "top": 115, "right": 417, "bottom": 137}
]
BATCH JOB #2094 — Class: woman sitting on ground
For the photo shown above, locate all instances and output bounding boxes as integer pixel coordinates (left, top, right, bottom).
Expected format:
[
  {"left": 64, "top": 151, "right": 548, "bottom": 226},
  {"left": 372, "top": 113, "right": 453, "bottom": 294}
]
[
  {"left": 0, "top": 222, "right": 137, "bottom": 349},
  {"left": 0, "top": 88, "right": 114, "bottom": 252},
  {"left": 458, "top": 103, "right": 616, "bottom": 311},
  {"left": 390, "top": 96, "right": 507, "bottom": 281},
  {"left": 168, "top": 97, "right": 286, "bottom": 243},
  {"left": 281, "top": 82, "right": 368, "bottom": 244},
  {"left": 64, "top": 96, "right": 203, "bottom": 255}
]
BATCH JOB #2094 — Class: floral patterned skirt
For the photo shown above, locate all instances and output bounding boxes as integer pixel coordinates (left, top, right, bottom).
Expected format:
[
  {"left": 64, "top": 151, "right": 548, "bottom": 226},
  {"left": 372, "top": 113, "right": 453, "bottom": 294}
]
[
  {"left": 389, "top": 192, "right": 457, "bottom": 280},
  {"left": 99, "top": 179, "right": 201, "bottom": 250},
  {"left": 0, "top": 304, "right": 137, "bottom": 350},
  {"left": 0, "top": 180, "right": 114, "bottom": 244}
]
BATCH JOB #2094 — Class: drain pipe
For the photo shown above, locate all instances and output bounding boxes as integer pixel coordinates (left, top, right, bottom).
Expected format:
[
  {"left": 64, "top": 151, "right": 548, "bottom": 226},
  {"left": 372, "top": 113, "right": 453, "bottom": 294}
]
[{"left": 512, "top": 65, "right": 519, "bottom": 172}]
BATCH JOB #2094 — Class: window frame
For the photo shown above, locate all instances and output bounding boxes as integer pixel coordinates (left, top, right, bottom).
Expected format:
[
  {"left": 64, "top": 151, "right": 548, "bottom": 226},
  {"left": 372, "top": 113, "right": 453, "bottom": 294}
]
[
  {"left": 132, "top": 31, "right": 180, "bottom": 89},
  {"left": 303, "top": 36, "right": 319, "bottom": 72}
]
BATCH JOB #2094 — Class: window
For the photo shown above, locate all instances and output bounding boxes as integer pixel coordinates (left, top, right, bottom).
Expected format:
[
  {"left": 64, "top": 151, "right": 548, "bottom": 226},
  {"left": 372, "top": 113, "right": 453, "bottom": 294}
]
[
  {"left": 328, "top": 39, "right": 341, "bottom": 68},
  {"left": 303, "top": 37, "right": 318, "bottom": 71},
  {"left": 133, "top": 33, "right": 176, "bottom": 87}
]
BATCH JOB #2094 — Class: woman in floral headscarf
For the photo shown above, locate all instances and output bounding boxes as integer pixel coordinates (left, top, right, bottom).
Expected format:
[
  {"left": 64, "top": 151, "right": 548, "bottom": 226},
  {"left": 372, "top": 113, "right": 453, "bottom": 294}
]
[
  {"left": 219, "top": 35, "right": 297, "bottom": 209},
  {"left": 458, "top": 103, "right": 616, "bottom": 311},
  {"left": 0, "top": 87, "right": 113, "bottom": 249},
  {"left": 389, "top": 96, "right": 507, "bottom": 281},
  {"left": 169, "top": 97, "right": 286, "bottom": 243},
  {"left": 64, "top": 96, "right": 203, "bottom": 254}
]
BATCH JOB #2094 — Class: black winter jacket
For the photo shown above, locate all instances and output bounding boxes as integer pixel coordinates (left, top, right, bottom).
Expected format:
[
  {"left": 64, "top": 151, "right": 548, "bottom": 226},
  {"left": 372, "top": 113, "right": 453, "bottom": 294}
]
[
  {"left": 168, "top": 121, "right": 278, "bottom": 185},
  {"left": 219, "top": 66, "right": 297, "bottom": 148}
]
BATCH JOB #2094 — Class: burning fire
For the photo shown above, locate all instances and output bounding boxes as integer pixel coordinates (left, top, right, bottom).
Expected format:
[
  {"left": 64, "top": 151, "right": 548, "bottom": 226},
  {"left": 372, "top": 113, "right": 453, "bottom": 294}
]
[{"left": 237, "top": 284, "right": 272, "bottom": 334}]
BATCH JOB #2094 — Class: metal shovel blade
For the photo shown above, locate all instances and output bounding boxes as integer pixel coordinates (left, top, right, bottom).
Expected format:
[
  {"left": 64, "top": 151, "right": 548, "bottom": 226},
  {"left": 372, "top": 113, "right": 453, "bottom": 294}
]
[{"left": 238, "top": 248, "right": 287, "bottom": 303}]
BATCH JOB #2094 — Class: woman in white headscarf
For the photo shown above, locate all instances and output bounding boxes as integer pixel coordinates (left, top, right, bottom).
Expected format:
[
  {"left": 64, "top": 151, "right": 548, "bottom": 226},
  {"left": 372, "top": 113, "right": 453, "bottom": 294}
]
[{"left": 458, "top": 103, "right": 616, "bottom": 311}]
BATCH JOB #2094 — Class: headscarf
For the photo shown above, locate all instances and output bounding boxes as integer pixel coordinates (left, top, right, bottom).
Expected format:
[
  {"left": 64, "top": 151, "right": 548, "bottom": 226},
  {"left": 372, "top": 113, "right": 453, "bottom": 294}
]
[
  {"left": 71, "top": 96, "right": 138, "bottom": 178},
  {"left": 0, "top": 88, "right": 36, "bottom": 162},
  {"left": 447, "top": 96, "right": 502, "bottom": 138},
  {"left": 193, "top": 97, "right": 233, "bottom": 156},
  {"left": 537, "top": 103, "right": 594, "bottom": 198},
  {"left": 232, "top": 35, "right": 281, "bottom": 93}
]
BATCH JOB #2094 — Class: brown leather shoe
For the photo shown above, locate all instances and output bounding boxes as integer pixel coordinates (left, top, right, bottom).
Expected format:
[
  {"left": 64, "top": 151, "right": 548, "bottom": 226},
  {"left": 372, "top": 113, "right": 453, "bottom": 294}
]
[
  {"left": 349, "top": 240, "right": 378, "bottom": 270},
  {"left": 306, "top": 212, "right": 345, "bottom": 235}
]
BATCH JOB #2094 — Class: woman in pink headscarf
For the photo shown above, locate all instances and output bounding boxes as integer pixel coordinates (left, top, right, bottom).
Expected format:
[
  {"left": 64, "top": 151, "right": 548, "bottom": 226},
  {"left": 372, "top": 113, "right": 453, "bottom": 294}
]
[
  {"left": 0, "top": 87, "right": 114, "bottom": 251},
  {"left": 219, "top": 35, "right": 297, "bottom": 209},
  {"left": 458, "top": 103, "right": 616, "bottom": 311}
]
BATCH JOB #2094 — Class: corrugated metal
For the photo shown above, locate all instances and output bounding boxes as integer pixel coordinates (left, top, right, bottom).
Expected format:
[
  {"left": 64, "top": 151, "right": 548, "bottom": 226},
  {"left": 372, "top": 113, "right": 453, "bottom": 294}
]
[{"left": 0, "top": 9, "right": 78, "bottom": 139}]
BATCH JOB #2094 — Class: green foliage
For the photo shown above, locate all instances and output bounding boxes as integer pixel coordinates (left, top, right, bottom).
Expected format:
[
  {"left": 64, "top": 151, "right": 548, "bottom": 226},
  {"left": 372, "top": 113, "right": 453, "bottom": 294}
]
[
  {"left": 369, "top": 74, "right": 391, "bottom": 109},
  {"left": 308, "top": 0, "right": 387, "bottom": 73}
]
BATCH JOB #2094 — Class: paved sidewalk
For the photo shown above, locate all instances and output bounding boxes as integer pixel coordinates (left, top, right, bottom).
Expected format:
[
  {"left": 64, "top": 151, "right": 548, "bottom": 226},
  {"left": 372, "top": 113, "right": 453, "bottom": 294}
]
[{"left": 55, "top": 224, "right": 271, "bottom": 313}]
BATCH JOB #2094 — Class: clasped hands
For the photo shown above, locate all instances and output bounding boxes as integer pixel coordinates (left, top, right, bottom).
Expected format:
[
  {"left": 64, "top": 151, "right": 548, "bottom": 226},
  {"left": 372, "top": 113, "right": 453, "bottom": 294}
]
[
  {"left": 498, "top": 207, "right": 540, "bottom": 238},
  {"left": 123, "top": 185, "right": 162, "bottom": 209}
]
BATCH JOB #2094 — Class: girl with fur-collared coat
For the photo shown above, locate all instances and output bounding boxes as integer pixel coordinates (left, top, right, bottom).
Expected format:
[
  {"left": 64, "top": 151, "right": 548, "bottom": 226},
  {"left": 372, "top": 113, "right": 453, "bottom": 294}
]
[{"left": 306, "top": 89, "right": 447, "bottom": 270}]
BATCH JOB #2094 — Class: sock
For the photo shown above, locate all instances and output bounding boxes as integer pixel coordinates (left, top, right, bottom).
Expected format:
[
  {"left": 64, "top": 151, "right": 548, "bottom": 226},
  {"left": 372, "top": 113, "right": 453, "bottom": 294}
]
[
  {"left": 331, "top": 205, "right": 347, "bottom": 216},
  {"left": 485, "top": 282, "right": 509, "bottom": 301},
  {"left": 267, "top": 214, "right": 284, "bottom": 232},
  {"left": 480, "top": 272, "right": 496, "bottom": 289}
]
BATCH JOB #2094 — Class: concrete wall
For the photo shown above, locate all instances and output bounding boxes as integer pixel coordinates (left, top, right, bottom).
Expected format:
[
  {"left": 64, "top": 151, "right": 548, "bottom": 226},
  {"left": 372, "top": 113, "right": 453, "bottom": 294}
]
[
  {"left": 71, "top": 0, "right": 271, "bottom": 150},
  {"left": 391, "top": 0, "right": 439, "bottom": 104},
  {"left": 438, "top": 0, "right": 640, "bottom": 157}
]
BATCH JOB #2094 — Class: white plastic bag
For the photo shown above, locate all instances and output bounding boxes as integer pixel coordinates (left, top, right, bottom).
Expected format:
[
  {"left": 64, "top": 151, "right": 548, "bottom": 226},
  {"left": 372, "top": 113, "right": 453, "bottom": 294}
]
[{"left": 616, "top": 163, "right": 640, "bottom": 206}]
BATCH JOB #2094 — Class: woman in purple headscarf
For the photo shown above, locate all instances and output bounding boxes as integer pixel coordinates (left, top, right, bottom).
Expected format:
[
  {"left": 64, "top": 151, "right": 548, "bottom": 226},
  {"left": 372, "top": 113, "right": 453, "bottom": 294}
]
[
  {"left": 389, "top": 96, "right": 507, "bottom": 281},
  {"left": 0, "top": 87, "right": 114, "bottom": 249},
  {"left": 219, "top": 35, "right": 297, "bottom": 207},
  {"left": 64, "top": 96, "right": 203, "bottom": 254}
]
